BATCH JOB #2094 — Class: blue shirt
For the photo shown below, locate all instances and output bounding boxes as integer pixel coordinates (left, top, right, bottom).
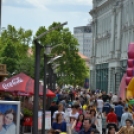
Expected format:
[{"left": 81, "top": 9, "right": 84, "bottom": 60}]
[
  {"left": 121, "top": 112, "right": 133, "bottom": 127},
  {"left": 103, "top": 103, "right": 111, "bottom": 114},
  {"left": 52, "top": 121, "right": 66, "bottom": 134},
  {"left": 78, "top": 128, "right": 92, "bottom": 134},
  {"left": 0, "top": 127, "right": 6, "bottom": 134},
  {"left": 4, "top": 122, "right": 14, "bottom": 130},
  {"left": 115, "top": 105, "right": 123, "bottom": 117}
]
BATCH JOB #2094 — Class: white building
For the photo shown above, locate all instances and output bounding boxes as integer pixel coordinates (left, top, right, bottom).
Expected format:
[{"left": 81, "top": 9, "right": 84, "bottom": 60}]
[
  {"left": 89, "top": 0, "right": 134, "bottom": 93},
  {"left": 74, "top": 26, "right": 92, "bottom": 58}
]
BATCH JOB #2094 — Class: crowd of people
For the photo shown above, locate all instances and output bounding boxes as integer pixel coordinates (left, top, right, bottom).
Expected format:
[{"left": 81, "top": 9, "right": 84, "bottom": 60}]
[{"left": 47, "top": 88, "right": 134, "bottom": 134}]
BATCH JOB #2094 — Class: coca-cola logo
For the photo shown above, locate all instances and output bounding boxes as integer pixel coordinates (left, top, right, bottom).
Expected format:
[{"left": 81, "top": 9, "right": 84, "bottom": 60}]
[{"left": 2, "top": 77, "right": 23, "bottom": 89}]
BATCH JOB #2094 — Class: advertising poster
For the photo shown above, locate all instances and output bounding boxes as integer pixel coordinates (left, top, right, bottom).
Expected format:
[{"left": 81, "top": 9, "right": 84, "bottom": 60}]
[
  {"left": 0, "top": 101, "right": 20, "bottom": 134},
  {"left": 38, "top": 111, "right": 51, "bottom": 130}
]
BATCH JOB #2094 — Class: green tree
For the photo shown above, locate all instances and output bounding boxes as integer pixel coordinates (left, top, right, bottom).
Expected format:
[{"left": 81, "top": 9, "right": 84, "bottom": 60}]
[
  {"left": 0, "top": 25, "right": 34, "bottom": 77},
  {"left": 34, "top": 22, "right": 89, "bottom": 86},
  {"left": 0, "top": 41, "right": 19, "bottom": 74},
  {"left": 0, "top": 25, "right": 32, "bottom": 58}
]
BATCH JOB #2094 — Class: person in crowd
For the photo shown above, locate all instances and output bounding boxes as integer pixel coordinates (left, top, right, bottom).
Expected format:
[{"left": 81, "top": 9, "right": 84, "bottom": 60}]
[
  {"left": 103, "top": 100, "right": 111, "bottom": 114},
  {"left": 72, "top": 114, "right": 84, "bottom": 133},
  {"left": 53, "top": 103, "right": 65, "bottom": 122},
  {"left": 56, "top": 89, "right": 61, "bottom": 104},
  {"left": 78, "top": 119, "right": 93, "bottom": 134},
  {"left": 117, "top": 119, "right": 134, "bottom": 134},
  {"left": 90, "top": 94, "right": 96, "bottom": 106},
  {"left": 108, "top": 92, "right": 113, "bottom": 101},
  {"left": 120, "top": 107, "right": 133, "bottom": 127},
  {"left": 96, "top": 96, "right": 104, "bottom": 113},
  {"left": 49, "top": 100, "right": 58, "bottom": 122},
  {"left": 69, "top": 105, "right": 79, "bottom": 119},
  {"left": 107, "top": 108, "right": 118, "bottom": 130},
  {"left": 4, "top": 109, "right": 16, "bottom": 134},
  {"left": 90, "top": 129, "right": 96, "bottom": 134},
  {"left": 101, "top": 112, "right": 107, "bottom": 134},
  {"left": 75, "top": 98, "right": 82, "bottom": 109},
  {"left": 102, "top": 92, "right": 110, "bottom": 102},
  {"left": 52, "top": 113, "right": 67, "bottom": 134},
  {"left": 114, "top": 101, "right": 124, "bottom": 124},
  {"left": 47, "top": 129, "right": 56, "bottom": 134},
  {"left": 89, "top": 109, "right": 98, "bottom": 129},
  {"left": 84, "top": 106, "right": 91, "bottom": 119},
  {"left": 0, "top": 113, "right": 6, "bottom": 134},
  {"left": 111, "top": 94, "right": 119, "bottom": 105},
  {"left": 108, "top": 126, "right": 116, "bottom": 134}
]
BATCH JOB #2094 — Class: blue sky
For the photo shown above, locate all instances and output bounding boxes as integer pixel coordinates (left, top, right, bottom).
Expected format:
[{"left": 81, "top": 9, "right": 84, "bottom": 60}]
[{"left": 2, "top": 0, "right": 92, "bottom": 34}]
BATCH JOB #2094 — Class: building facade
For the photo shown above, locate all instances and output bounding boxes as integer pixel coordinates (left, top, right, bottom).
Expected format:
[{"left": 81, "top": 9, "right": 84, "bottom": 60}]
[
  {"left": 74, "top": 26, "right": 92, "bottom": 58},
  {"left": 90, "top": 0, "right": 134, "bottom": 93}
]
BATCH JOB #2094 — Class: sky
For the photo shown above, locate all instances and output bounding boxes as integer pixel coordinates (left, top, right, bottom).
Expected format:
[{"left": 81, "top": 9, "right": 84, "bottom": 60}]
[{"left": 1, "top": 0, "right": 92, "bottom": 34}]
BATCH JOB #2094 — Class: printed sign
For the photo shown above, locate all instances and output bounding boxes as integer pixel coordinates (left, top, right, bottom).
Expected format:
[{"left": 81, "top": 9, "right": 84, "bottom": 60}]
[{"left": 38, "top": 111, "right": 51, "bottom": 130}]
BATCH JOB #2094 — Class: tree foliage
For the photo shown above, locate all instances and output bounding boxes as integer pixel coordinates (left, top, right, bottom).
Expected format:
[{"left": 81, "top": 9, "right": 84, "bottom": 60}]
[
  {"left": 0, "top": 23, "right": 89, "bottom": 87},
  {"left": 35, "top": 22, "right": 89, "bottom": 86},
  {"left": 0, "top": 25, "right": 33, "bottom": 76}
]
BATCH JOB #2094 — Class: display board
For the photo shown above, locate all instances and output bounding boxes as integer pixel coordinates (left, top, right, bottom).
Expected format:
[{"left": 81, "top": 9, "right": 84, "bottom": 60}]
[{"left": 38, "top": 111, "right": 51, "bottom": 130}]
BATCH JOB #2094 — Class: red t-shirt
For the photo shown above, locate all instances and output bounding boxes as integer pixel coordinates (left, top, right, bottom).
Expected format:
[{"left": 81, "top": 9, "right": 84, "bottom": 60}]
[{"left": 107, "top": 112, "right": 117, "bottom": 123}]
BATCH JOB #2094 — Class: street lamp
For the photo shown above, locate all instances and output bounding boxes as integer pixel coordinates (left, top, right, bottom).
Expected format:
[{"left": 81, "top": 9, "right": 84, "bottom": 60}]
[
  {"left": 0, "top": 0, "right": 2, "bottom": 30},
  {"left": 47, "top": 56, "right": 62, "bottom": 90},
  {"left": 33, "top": 21, "right": 68, "bottom": 134}
]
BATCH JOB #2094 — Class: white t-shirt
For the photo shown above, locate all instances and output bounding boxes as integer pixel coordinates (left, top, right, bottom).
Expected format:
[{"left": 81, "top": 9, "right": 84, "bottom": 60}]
[
  {"left": 52, "top": 110, "right": 65, "bottom": 120},
  {"left": 111, "top": 95, "right": 119, "bottom": 103},
  {"left": 97, "top": 99, "right": 104, "bottom": 108},
  {"left": 69, "top": 111, "right": 79, "bottom": 119}
]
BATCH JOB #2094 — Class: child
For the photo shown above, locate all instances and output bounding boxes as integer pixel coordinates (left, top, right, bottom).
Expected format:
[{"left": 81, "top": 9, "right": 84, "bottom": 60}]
[{"left": 0, "top": 113, "right": 6, "bottom": 134}]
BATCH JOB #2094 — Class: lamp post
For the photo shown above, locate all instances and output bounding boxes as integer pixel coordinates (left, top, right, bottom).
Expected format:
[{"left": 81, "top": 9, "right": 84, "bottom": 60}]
[
  {"left": 47, "top": 56, "right": 62, "bottom": 90},
  {"left": 0, "top": 0, "right": 2, "bottom": 30},
  {"left": 42, "top": 45, "right": 51, "bottom": 134},
  {"left": 33, "top": 22, "right": 67, "bottom": 134},
  {"left": 33, "top": 40, "right": 42, "bottom": 134}
]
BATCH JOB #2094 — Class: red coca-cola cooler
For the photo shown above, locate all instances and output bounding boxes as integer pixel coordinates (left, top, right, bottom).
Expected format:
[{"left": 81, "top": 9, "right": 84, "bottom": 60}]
[{"left": 22, "top": 117, "right": 33, "bottom": 126}]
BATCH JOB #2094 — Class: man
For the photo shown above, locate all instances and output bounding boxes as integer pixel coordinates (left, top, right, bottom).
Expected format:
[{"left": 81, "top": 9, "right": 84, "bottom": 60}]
[
  {"left": 111, "top": 94, "right": 119, "bottom": 105},
  {"left": 117, "top": 119, "right": 134, "bottom": 134},
  {"left": 107, "top": 108, "right": 118, "bottom": 130},
  {"left": 115, "top": 101, "right": 124, "bottom": 123},
  {"left": 78, "top": 119, "right": 93, "bottom": 134},
  {"left": 120, "top": 107, "right": 133, "bottom": 127},
  {"left": 102, "top": 92, "right": 110, "bottom": 102},
  {"left": 103, "top": 100, "right": 111, "bottom": 114},
  {"left": 96, "top": 96, "right": 104, "bottom": 113},
  {"left": 48, "top": 100, "right": 58, "bottom": 122}
]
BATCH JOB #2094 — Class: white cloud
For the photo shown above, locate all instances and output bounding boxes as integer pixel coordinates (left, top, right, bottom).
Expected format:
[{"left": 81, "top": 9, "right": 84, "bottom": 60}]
[
  {"left": 26, "top": 0, "right": 92, "bottom": 6},
  {"left": 2, "top": 0, "right": 92, "bottom": 34}
]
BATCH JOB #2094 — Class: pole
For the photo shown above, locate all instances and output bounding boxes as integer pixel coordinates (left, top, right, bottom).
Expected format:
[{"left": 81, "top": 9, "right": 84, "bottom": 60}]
[
  {"left": 0, "top": 0, "right": 2, "bottom": 30},
  {"left": 50, "top": 65, "right": 53, "bottom": 90},
  {"left": 33, "top": 40, "right": 41, "bottom": 134},
  {"left": 114, "top": 73, "right": 116, "bottom": 94},
  {"left": 42, "top": 54, "right": 48, "bottom": 134}
]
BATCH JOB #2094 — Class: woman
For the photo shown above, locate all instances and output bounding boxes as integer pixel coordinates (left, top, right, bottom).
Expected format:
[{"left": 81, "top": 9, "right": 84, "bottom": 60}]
[
  {"left": 108, "top": 126, "right": 116, "bottom": 134},
  {"left": 89, "top": 109, "right": 98, "bottom": 129},
  {"left": 53, "top": 103, "right": 65, "bottom": 122},
  {"left": 69, "top": 105, "right": 79, "bottom": 119},
  {"left": 52, "top": 113, "right": 67, "bottom": 134},
  {"left": 72, "top": 114, "right": 84, "bottom": 133},
  {"left": 4, "top": 109, "right": 16, "bottom": 134}
]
